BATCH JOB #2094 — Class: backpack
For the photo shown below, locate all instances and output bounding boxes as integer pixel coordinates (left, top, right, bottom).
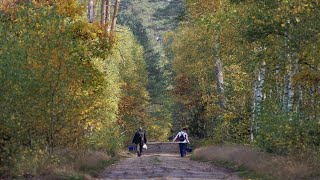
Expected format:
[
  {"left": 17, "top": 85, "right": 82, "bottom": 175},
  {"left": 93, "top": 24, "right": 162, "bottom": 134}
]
[
  {"left": 137, "top": 131, "right": 144, "bottom": 143},
  {"left": 178, "top": 133, "right": 185, "bottom": 141}
]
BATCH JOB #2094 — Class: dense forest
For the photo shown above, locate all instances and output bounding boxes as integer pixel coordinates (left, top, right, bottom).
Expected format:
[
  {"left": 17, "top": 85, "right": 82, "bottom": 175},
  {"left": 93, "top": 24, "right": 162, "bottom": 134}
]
[
  {"left": 168, "top": 0, "right": 320, "bottom": 153},
  {"left": 0, "top": 0, "right": 152, "bottom": 176},
  {"left": 0, "top": 0, "right": 319, "bottom": 178},
  {"left": 118, "top": 0, "right": 185, "bottom": 137}
]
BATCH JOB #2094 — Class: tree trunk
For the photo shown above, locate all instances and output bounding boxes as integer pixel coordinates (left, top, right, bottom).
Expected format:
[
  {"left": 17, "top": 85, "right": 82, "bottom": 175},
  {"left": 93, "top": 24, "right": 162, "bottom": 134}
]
[
  {"left": 296, "top": 55, "right": 302, "bottom": 119},
  {"left": 214, "top": 35, "right": 225, "bottom": 109},
  {"left": 287, "top": 67, "right": 294, "bottom": 117},
  {"left": 88, "top": 0, "right": 95, "bottom": 23},
  {"left": 106, "top": 0, "right": 111, "bottom": 31},
  {"left": 282, "top": 20, "right": 292, "bottom": 115},
  {"left": 282, "top": 74, "right": 289, "bottom": 114},
  {"left": 255, "top": 62, "right": 266, "bottom": 116},
  {"left": 275, "top": 47, "right": 282, "bottom": 101},
  {"left": 250, "top": 83, "right": 257, "bottom": 142},
  {"left": 250, "top": 61, "right": 266, "bottom": 141},
  {"left": 311, "top": 83, "right": 315, "bottom": 120},
  {"left": 110, "top": 0, "right": 120, "bottom": 34},
  {"left": 287, "top": 52, "right": 299, "bottom": 120},
  {"left": 100, "top": 0, "right": 106, "bottom": 25}
]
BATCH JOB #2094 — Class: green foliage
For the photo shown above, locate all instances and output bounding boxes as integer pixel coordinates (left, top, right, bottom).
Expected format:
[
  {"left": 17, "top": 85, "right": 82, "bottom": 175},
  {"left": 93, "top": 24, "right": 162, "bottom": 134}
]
[
  {"left": 166, "top": 0, "right": 251, "bottom": 141},
  {"left": 256, "top": 99, "right": 320, "bottom": 155},
  {"left": 0, "top": 0, "right": 150, "bottom": 177},
  {"left": 1, "top": 147, "right": 49, "bottom": 177},
  {"left": 212, "top": 117, "right": 251, "bottom": 144},
  {"left": 168, "top": 0, "right": 320, "bottom": 156},
  {"left": 119, "top": 0, "right": 185, "bottom": 137}
]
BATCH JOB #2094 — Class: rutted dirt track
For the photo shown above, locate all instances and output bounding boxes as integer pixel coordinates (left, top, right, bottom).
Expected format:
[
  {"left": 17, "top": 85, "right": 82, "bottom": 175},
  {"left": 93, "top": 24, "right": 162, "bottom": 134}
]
[{"left": 98, "top": 153, "right": 239, "bottom": 180}]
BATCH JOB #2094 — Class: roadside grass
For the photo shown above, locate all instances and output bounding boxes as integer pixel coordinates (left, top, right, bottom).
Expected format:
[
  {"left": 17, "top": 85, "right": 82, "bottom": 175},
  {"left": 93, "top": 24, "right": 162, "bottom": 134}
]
[
  {"left": 9, "top": 150, "right": 118, "bottom": 180},
  {"left": 209, "top": 159, "right": 269, "bottom": 180},
  {"left": 47, "top": 150, "right": 119, "bottom": 180},
  {"left": 192, "top": 144, "right": 320, "bottom": 180},
  {"left": 79, "top": 158, "right": 118, "bottom": 177}
]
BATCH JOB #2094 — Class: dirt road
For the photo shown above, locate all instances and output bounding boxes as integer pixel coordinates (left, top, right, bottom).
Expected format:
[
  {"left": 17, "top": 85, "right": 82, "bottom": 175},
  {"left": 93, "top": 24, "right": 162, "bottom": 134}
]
[{"left": 98, "top": 153, "right": 239, "bottom": 180}]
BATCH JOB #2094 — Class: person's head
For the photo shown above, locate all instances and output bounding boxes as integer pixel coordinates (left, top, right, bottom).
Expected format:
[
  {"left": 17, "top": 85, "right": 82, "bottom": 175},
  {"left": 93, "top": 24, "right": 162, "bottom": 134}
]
[
  {"left": 138, "top": 127, "right": 143, "bottom": 131},
  {"left": 182, "top": 128, "right": 187, "bottom": 132}
]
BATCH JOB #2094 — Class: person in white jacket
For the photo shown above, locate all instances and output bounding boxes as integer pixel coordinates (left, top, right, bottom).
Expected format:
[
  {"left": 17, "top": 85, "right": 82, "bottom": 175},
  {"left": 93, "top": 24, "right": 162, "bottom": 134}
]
[{"left": 172, "top": 128, "right": 190, "bottom": 157}]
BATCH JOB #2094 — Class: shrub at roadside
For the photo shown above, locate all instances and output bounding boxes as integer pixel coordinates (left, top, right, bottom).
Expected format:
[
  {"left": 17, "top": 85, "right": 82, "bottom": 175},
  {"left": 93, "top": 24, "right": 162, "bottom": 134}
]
[
  {"left": 11, "top": 150, "right": 117, "bottom": 179},
  {"left": 192, "top": 144, "right": 320, "bottom": 180}
]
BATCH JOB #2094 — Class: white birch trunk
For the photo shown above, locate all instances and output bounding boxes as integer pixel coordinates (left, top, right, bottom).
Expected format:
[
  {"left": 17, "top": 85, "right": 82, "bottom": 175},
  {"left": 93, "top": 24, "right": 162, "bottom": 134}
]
[
  {"left": 251, "top": 83, "right": 257, "bottom": 142},
  {"left": 214, "top": 35, "right": 225, "bottom": 108},
  {"left": 251, "top": 61, "right": 266, "bottom": 141},
  {"left": 296, "top": 55, "right": 302, "bottom": 118},
  {"left": 282, "top": 20, "right": 291, "bottom": 115},
  {"left": 287, "top": 69, "right": 294, "bottom": 115},
  {"left": 297, "top": 83, "right": 302, "bottom": 111},
  {"left": 106, "top": 0, "right": 111, "bottom": 31},
  {"left": 88, "top": 0, "right": 95, "bottom": 23},
  {"left": 311, "top": 83, "right": 315, "bottom": 120},
  {"left": 287, "top": 52, "right": 299, "bottom": 120},
  {"left": 255, "top": 62, "right": 266, "bottom": 116},
  {"left": 275, "top": 46, "right": 282, "bottom": 101},
  {"left": 282, "top": 74, "right": 289, "bottom": 114}
]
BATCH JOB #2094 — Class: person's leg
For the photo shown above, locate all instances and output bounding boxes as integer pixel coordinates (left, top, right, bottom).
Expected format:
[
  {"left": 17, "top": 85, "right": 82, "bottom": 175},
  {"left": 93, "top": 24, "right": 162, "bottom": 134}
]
[
  {"left": 136, "top": 144, "right": 141, "bottom": 156},
  {"left": 179, "top": 143, "right": 184, "bottom": 157},
  {"left": 182, "top": 143, "right": 187, "bottom": 157},
  {"left": 139, "top": 142, "right": 143, "bottom": 156}
]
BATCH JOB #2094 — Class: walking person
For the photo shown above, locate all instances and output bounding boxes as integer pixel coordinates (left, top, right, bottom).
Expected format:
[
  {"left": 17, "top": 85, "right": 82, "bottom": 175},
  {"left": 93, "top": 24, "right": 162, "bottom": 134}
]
[
  {"left": 132, "top": 127, "right": 147, "bottom": 157},
  {"left": 172, "top": 128, "right": 190, "bottom": 157}
]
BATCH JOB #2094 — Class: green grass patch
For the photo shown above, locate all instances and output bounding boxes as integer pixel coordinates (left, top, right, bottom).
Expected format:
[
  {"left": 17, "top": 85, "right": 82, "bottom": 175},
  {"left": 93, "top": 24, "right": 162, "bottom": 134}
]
[
  {"left": 79, "top": 157, "right": 119, "bottom": 177},
  {"left": 190, "top": 155, "right": 267, "bottom": 180},
  {"left": 61, "top": 174, "right": 85, "bottom": 180},
  {"left": 212, "top": 160, "right": 269, "bottom": 180},
  {"left": 54, "top": 157, "right": 119, "bottom": 180}
]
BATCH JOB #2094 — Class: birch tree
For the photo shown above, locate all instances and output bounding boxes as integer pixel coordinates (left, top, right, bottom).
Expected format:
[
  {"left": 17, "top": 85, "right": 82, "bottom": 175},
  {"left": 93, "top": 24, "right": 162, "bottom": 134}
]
[
  {"left": 251, "top": 61, "right": 266, "bottom": 141},
  {"left": 88, "top": 0, "right": 95, "bottom": 23},
  {"left": 214, "top": 35, "right": 225, "bottom": 109}
]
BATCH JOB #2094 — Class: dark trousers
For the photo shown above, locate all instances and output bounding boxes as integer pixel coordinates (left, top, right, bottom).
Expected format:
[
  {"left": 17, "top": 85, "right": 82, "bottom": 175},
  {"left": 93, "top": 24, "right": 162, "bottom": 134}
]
[
  {"left": 179, "top": 143, "right": 187, "bottom": 157},
  {"left": 136, "top": 142, "right": 143, "bottom": 156}
]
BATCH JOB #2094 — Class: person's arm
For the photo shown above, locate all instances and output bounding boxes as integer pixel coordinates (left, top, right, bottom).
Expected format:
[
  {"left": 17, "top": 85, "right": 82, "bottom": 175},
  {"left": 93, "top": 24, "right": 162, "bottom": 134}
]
[
  {"left": 132, "top": 132, "right": 137, "bottom": 144},
  {"left": 172, "top": 132, "right": 180, "bottom": 142},
  {"left": 144, "top": 132, "right": 147, "bottom": 144},
  {"left": 185, "top": 133, "right": 190, "bottom": 143}
]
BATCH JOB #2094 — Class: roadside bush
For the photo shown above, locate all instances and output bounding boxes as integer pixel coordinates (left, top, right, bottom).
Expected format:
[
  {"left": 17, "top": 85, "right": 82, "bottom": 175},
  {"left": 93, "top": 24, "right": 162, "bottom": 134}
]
[
  {"left": 193, "top": 144, "right": 320, "bottom": 180},
  {"left": 256, "top": 101, "right": 320, "bottom": 155}
]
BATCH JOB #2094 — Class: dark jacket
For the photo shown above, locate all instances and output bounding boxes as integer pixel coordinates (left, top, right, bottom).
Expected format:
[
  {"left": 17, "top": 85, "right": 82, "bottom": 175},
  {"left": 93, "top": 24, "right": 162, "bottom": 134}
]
[{"left": 132, "top": 130, "right": 147, "bottom": 144}]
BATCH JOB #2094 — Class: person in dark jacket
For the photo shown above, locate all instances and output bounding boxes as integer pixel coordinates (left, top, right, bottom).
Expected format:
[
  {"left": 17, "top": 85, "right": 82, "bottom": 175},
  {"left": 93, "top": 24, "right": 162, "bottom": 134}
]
[{"left": 132, "top": 127, "right": 147, "bottom": 156}]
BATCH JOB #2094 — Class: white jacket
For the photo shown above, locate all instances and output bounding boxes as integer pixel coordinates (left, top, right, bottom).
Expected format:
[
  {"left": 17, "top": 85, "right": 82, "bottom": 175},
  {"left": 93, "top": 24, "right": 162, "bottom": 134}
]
[{"left": 173, "top": 131, "right": 189, "bottom": 143}]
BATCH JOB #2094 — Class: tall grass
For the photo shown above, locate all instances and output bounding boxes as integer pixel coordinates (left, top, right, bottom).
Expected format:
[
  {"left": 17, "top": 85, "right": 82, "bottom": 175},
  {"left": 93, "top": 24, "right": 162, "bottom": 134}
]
[
  {"left": 192, "top": 144, "right": 320, "bottom": 180},
  {"left": 3, "top": 149, "right": 115, "bottom": 179}
]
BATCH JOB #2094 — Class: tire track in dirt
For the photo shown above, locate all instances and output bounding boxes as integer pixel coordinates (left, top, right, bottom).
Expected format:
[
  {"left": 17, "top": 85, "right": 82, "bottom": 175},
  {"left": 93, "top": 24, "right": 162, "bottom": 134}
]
[{"left": 98, "top": 154, "right": 239, "bottom": 180}]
